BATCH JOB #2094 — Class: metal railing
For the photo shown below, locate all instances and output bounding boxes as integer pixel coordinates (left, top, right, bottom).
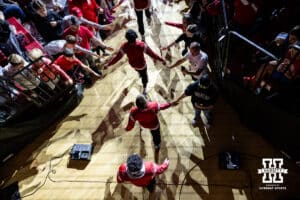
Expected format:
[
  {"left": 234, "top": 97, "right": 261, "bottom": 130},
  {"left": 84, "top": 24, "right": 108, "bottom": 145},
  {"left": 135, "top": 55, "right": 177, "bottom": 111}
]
[
  {"left": 211, "top": 0, "right": 300, "bottom": 116},
  {"left": 214, "top": 0, "right": 279, "bottom": 80},
  {"left": 0, "top": 57, "right": 73, "bottom": 123}
]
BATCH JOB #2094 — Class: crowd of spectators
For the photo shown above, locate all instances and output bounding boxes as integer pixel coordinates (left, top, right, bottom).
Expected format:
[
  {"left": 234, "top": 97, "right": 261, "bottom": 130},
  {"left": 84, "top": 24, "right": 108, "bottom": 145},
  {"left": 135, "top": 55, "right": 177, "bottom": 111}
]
[
  {"left": 0, "top": 0, "right": 118, "bottom": 121},
  {"left": 207, "top": 0, "right": 300, "bottom": 113},
  {"left": 0, "top": 0, "right": 299, "bottom": 121},
  {"left": 1, "top": 0, "right": 299, "bottom": 193}
]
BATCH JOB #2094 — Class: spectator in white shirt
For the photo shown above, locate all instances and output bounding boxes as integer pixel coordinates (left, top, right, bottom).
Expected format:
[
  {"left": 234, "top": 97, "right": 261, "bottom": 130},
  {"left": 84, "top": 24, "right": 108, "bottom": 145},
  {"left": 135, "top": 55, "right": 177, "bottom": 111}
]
[
  {"left": 44, "top": 34, "right": 100, "bottom": 59},
  {"left": 169, "top": 42, "right": 210, "bottom": 80}
]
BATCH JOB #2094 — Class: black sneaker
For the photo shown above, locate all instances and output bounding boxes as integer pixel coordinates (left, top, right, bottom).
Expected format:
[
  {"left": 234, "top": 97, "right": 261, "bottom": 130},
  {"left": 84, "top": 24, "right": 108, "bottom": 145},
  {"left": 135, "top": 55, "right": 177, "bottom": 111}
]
[
  {"left": 147, "top": 17, "right": 151, "bottom": 26},
  {"left": 91, "top": 67, "right": 102, "bottom": 76},
  {"left": 142, "top": 88, "right": 147, "bottom": 97},
  {"left": 102, "top": 52, "right": 110, "bottom": 56},
  {"left": 154, "top": 144, "right": 160, "bottom": 152},
  {"left": 146, "top": 178, "right": 156, "bottom": 193}
]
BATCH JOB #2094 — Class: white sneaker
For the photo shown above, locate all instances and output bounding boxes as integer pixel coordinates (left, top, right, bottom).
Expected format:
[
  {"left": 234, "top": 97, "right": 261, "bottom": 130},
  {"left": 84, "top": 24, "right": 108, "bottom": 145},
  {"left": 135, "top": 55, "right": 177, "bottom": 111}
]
[
  {"left": 191, "top": 119, "right": 197, "bottom": 126},
  {"left": 205, "top": 124, "right": 211, "bottom": 130}
]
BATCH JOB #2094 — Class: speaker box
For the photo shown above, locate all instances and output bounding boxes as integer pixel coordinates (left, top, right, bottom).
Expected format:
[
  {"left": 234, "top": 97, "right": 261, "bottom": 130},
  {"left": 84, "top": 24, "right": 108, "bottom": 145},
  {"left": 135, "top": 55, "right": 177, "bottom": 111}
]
[{"left": 70, "top": 144, "right": 93, "bottom": 160}]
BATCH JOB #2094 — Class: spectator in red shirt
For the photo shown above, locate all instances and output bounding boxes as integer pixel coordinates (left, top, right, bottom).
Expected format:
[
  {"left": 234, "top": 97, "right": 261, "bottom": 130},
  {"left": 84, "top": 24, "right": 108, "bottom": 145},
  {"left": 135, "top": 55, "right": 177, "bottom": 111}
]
[
  {"left": 66, "top": 6, "right": 111, "bottom": 56},
  {"left": 63, "top": 16, "right": 113, "bottom": 52},
  {"left": 54, "top": 48, "right": 101, "bottom": 86},
  {"left": 68, "top": 0, "right": 102, "bottom": 24},
  {"left": 125, "top": 95, "right": 176, "bottom": 152},
  {"left": 132, "top": 0, "right": 152, "bottom": 40},
  {"left": 104, "top": 29, "right": 165, "bottom": 95},
  {"left": 253, "top": 26, "right": 300, "bottom": 93},
  {"left": 288, "top": 25, "right": 300, "bottom": 45},
  {"left": 117, "top": 153, "right": 169, "bottom": 193},
  {"left": 273, "top": 43, "right": 300, "bottom": 81},
  {"left": 63, "top": 16, "right": 113, "bottom": 75},
  {"left": 232, "top": 0, "right": 258, "bottom": 33}
]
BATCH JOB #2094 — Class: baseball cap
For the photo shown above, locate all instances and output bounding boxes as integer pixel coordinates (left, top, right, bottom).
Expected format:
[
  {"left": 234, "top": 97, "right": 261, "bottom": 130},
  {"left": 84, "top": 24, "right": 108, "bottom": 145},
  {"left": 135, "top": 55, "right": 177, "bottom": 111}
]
[
  {"left": 28, "top": 48, "right": 44, "bottom": 61},
  {"left": 187, "top": 24, "right": 198, "bottom": 34},
  {"left": 8, "top": 54, "right": 25, "bottom": 66},
  {"left": 32, "top": 0, "right": 46, "bottom": 11},
  {"left": 64, "top": 48, "right": 74, "bottom": 57},
  {"left": 71, "top": 7, "right": 83, "bottom": 18},
  {"left": 199, "top": 74, "right": 211, "bottom": 89},
  {"left": 70, "top": 16, "right": 80, "bottom": 26},
  {"left": 291, "top": 41, "right": 300, "bottom": 50},
  {"left": 275, "top": 32, "right": 288, "bottom": 40}
]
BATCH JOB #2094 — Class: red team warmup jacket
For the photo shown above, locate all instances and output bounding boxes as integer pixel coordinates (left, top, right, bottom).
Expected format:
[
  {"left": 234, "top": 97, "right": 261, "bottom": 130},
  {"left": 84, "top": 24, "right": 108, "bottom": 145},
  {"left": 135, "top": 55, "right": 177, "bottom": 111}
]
[
  {"left": 125, "top": 102, "right": 172, "bottom": 131},
  {"left": 117, "top": 161, "right": 169, "bottom": 187},
  {"left": 107, "top": 41, "right": 164, "bottom": 70},
  {"left": 164, "top": 22, "right": 185, "bottom": 32},
  {"left": 133, "top": 0, "right": 151, "bottom": 10}
]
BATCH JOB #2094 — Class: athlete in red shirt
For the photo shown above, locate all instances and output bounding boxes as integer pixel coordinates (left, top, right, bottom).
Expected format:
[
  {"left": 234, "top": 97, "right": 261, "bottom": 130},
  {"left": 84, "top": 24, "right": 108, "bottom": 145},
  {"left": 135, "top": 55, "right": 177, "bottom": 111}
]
[
  {"left": 132, "top": 0, "right": 152, "bottom": 40},
  {"left": 125, "top": 95, "right": 176, "bottom": 152},
  {"left": 164, "top": 13, "right": 193, "bottom": 33},
  {"left": 117, "top": 154, "right": 169, "bottom": 192},
  {"left": 104, "top": 29, "right": 165, "bottom": 95}
]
